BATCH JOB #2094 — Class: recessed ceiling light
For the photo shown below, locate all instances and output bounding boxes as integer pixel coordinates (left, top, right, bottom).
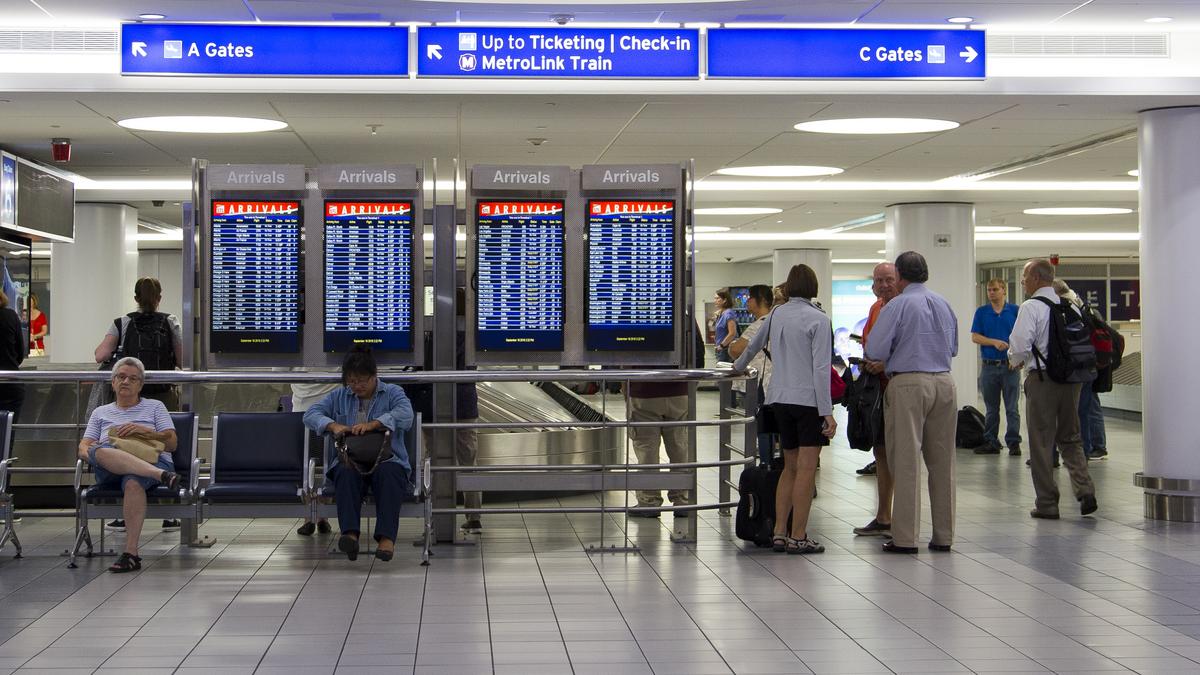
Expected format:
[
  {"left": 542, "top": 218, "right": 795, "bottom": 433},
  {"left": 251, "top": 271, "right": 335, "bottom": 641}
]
[
  {"left": 876, "top": 249, "right": 886, "bottom": 254},
  {"left": 1023, "top": 207, "right": 1133, "bottom": 216},
  {"left": 976, "top": 225, "right": 1024, "bottom": 233},
  {"left": 693, "top": 226, "right": 731, "bottom": 233},
  {"left": 117, "top": 116, "right": 289, "bottom": 134},
  {"left": 1127, "top": 169, "right": 1139, "bottom": 177},
  {"left": 138, "top": 13, "right": 166, "bottom": 20},
  {"left": 834, "top": 259, "right": 886, "bottom": 264},
  {"left": 694, "top": 207, "right": 783, "bottom": 216},
  {"left": 715, "top": 165, "right": 843, "bottom": 177},
  {"left": 946, "top": 16, "right": 974, "bottom": 24},
  {"left": 794, "top": 118, "right": 959, "bottom": 135},
  {"left": 1145, "top": 17, "right": 1173, "bottom": 23}
]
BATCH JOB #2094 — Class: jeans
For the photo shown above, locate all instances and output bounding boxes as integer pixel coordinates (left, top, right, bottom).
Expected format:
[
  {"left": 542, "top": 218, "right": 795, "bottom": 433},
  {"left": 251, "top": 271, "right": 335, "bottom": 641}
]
[
  {"left": 979, "top": 362, "right": 1022, "bottom": 449},
  {"left": 1077, "top": 380, "right": 1107, "bottom": 454},
  {"left": 330, "top": 462, "right": 412, "bottom": 543}
]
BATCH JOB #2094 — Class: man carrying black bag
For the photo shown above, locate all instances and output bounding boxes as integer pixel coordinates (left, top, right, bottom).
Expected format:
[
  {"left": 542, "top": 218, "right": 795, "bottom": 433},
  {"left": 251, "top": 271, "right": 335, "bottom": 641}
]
[{"left": 854, "top": 262, "right": 897, "bottom": 537}]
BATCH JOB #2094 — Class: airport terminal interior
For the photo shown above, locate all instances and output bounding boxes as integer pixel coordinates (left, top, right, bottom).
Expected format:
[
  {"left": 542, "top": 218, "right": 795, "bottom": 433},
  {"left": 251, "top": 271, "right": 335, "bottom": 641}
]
[{"left": 0, "top": 0, "right": 1197, "bottom": 673}]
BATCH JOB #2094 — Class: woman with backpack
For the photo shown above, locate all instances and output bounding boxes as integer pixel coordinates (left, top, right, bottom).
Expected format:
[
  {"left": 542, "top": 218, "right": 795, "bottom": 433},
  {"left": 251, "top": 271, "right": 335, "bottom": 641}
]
[{"left": 93, "top": 277, "right": 184, "bottom": 533}]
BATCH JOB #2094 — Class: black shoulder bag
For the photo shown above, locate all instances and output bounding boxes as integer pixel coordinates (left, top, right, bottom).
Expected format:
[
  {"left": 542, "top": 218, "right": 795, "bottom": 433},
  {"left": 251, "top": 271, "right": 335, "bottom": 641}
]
[{"left": 336, "top": 430, "right": 393, "bottom": 475}]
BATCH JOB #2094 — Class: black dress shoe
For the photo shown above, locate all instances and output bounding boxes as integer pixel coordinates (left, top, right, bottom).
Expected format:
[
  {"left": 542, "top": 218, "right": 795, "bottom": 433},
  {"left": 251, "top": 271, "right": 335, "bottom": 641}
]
[
  {"left": 338, "top": 534, "right": 360, "bottom": 561},
  {"left": 1080, "top": 494, "right": 1098, "bottom": 516},
  {"left": 882, "top": 541, "right": 918, "bottom": 554},
  {"left": 317, "top": 520, "right": 332, "bottom": 534},
  {"left": 973, "top": 445, "right": 1001, "bottom": 455},
  {"left": 296, "top": 521, "right": 316, "bottom": 536},
  {"left": 629, "top": 509, "right": 661, "bottom": 518},
  {"left": 1030, "top": 510, "right": 1060, "bottom": 520},
  {"left": 1008, "top": 445, "right": 1022, "bottom": 456},
  {"left": 928, "top": 543, "right": 952, "bottom": 552},
  {"left": 856, "top": 461, "right": 877, "bottom": 476},
  {"left": 375, "top": 548, "right": 394, "bottom": 562}
]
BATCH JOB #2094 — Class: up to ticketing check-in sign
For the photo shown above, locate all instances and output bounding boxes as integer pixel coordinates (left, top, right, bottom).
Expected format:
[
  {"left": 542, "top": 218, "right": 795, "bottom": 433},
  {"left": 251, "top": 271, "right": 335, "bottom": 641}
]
[
  {"left": 121, "top": 23, "right": 408, "bottom": 76},
  {"left": 417, "top": 26, "right": 700, "bottom": 78},
  {"left": 707, "top": 28, "right": 985, "bottom": 79}
]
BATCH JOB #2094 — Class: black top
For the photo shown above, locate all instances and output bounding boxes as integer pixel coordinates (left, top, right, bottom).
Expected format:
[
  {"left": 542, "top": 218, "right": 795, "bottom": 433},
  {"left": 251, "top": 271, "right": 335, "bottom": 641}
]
[{"left": 0, "top": 307, "right": 27, "bottom": 371}]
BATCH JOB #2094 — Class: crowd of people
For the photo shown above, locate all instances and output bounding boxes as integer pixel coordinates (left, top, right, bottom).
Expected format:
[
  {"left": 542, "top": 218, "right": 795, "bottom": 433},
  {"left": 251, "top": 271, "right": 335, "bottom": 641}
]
[{"left": 52, "top": 253, "right": 1119, "bottom": 571}]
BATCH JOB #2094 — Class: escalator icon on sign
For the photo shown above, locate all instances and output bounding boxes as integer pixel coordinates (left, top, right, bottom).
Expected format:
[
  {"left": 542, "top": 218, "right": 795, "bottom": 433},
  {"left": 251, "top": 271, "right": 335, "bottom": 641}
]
[{"left": 459, "top": 54, "right": 477, "bottom": 72}]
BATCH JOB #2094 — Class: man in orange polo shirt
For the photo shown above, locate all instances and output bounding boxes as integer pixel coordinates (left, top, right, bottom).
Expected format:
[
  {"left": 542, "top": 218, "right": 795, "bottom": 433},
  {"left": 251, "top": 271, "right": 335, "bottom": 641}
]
[{"left": 853, "top": 262, "right": 898, "bottom": 537}]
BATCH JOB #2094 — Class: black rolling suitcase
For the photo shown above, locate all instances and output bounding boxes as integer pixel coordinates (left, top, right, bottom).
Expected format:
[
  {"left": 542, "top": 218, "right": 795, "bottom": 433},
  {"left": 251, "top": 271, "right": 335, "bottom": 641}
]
[{"left": 735, "top": 460, "right": 782, "bottom": 547}]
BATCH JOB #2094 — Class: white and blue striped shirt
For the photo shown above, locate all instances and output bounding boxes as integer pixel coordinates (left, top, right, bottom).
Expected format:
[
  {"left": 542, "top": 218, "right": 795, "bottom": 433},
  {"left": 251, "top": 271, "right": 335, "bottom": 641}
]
[{"left": 84, "top": 398, "right": 173, "bottom": 461}]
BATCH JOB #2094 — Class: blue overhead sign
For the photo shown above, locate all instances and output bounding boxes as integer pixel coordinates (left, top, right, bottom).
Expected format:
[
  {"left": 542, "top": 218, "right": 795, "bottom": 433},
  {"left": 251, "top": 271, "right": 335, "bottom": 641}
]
[
  {"left": 121, "top": 23, "right": 408, "bottom": 77},
  {"left": 707, "top": 28, "right": 985, "bottom": 79},
  {"left": 417, "top": 26, "right": 699, "bottom": 78}
]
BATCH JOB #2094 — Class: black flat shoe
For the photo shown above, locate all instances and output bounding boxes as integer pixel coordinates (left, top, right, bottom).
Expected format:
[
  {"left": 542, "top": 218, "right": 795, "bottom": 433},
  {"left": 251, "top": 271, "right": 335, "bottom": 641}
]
[
  {"left": 1030, "top": 510, "right": 1060, "bottom": 520},
  {"left": 1080, "top": 494, "right": 1098, "bottom": 516},
  {"left": 296, "top": 521, "right": 316, "bottom": 536},
  {"left": 928, "top": 543, "right": 952, "bottom": 552},
  {"left": 160, "top": 471, "right": 181, "bottom": 491},
  {"left": 375, "top": 548, "right": 394, "bottom": 562},
  {"left": 317, "top": 520, "right": 332, "bottom": 534},
  {"left": 338, "top": 534, "right": 360, "bottom": 561},
  {"left": 882, "top": 541, "right": 918, "bottom": 554}
]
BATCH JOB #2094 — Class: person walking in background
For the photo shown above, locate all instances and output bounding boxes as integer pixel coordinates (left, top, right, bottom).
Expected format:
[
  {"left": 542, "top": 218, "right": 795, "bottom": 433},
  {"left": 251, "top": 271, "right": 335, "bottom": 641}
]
[
  {"left": 712, "top": 288, "right": 738, "bottom": 363},
  {"left": 864, "top": 251, "right": 959, "bottom": 554},
  {"left": 852, "top": 262, "right": 898, "bottom": 538},
  {"left": 292, "top": 381, "right": 339, "bottom": 537},
  {"left": 970, "top": 279, "right": 1023, "bottom": 456},
  {"left": 1009, "top": 259, "right": 1098, "bottom": 520},
  {"left": 734, "top": 264, "right": 836, "bottom": 555}
]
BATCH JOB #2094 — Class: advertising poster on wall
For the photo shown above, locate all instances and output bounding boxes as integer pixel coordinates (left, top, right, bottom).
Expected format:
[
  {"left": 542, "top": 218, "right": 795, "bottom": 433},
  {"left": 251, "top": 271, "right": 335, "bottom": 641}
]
[{"left": 831, "top": 279, "right": 876, "bottom": 364}]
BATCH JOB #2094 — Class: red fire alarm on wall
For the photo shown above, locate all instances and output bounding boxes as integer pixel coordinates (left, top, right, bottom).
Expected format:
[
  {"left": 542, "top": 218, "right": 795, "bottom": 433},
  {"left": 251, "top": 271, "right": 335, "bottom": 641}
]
[
  {"left": 1049, "top": 253, "right": 1060, "bottom": 266},
  {"left": 50, "top": 138, "right": 71, "bottom": 163}
]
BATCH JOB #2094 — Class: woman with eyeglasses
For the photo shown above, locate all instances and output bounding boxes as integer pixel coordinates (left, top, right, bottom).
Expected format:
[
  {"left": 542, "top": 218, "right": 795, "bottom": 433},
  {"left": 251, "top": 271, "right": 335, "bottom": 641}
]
[
  {"left": 76, "top": 357, "right": 179, "bottom": 573},
  {"left": 303, "top": 346, "right": 414, "bottom": 562}
]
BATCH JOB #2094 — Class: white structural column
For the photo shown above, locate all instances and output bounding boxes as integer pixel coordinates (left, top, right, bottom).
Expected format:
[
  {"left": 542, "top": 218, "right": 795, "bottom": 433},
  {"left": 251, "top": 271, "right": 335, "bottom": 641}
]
[
  {"left": 1136, "top": 107, "right": 1200, "bottom": 521},
  {"left": 772, "top": 248, "right": 832, "bottom": 312},
  {"left": 884, "top": 203, "right": 977, "bottom": 405},
  {"left": 49, "top": 203, "right": 138, "bottom": 363}
]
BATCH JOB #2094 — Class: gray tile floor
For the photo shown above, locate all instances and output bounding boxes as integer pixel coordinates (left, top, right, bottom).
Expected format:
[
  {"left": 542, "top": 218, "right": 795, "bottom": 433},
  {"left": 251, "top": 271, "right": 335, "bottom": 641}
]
[{"left": 0, "top": 393, "right": 1191, "bottom": 674}]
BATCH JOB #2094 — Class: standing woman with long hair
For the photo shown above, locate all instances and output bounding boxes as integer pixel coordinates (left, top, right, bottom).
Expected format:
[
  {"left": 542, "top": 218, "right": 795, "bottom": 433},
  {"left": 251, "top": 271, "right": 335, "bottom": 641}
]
[
  {"left": 712, "top": 288, "right": 739, "bottom": 363},
  {"left": 734, "top": 264, "right": 836, "bottom": 554}
]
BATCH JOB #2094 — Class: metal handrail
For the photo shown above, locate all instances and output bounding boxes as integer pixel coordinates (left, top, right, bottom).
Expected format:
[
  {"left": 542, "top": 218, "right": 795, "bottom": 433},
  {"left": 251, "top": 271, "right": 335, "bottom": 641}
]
[
  {"left": 421, "top": 416, "right": 751, "bottom": 430},
  {"left": 0, "top": 368, "right": 751, "bottom": 384}
]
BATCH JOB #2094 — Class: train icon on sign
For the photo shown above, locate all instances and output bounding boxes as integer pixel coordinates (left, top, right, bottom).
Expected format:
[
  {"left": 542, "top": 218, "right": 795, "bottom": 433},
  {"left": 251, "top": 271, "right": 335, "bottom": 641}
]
[{"left": 459, "top": 53, "right": 477, "bottom": 71}]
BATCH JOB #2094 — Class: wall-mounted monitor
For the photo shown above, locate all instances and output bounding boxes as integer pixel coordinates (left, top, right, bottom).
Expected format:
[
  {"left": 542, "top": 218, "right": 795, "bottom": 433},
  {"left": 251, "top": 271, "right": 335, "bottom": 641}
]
[
  {"left": 475, "top": 200, "right": 565, "bottom": 351},
  {"left": 209, "top": 200, "right": 301, "bottom": 353},
  {"left": 13, "top": 160, "right": 74, "bottom": 242},
  {"left": 322, "top": 200, "right": 415, "bottom": 352},
  {"left": 585, "top": 200, "right": 676, "bottom": 351}
]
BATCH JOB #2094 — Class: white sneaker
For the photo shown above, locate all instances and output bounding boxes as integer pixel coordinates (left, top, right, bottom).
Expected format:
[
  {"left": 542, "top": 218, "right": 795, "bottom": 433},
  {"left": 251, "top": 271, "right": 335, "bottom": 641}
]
[{"left": 104, "top": 519, "right": 126, "bottom": 532}]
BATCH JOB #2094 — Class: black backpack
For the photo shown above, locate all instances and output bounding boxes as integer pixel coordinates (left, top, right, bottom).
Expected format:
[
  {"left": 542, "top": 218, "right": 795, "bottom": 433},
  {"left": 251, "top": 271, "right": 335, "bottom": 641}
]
[
  {"left": 955, "top": 405, "right": 986, "bottom": 449},
  {"left": 1031, "top": 297, "right": 1097, "bottom": 385},
  {"left": 845, "top": 370, "right": 883, "bottom": 452},
  {"left": 121, "top": 312, "right": 176, "bottom": 372}
]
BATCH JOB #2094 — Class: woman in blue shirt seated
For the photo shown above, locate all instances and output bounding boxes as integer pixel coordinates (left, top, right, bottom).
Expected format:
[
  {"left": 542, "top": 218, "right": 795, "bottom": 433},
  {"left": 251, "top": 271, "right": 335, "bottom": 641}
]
[{"left": 303, "top": 347, "right": 414, "bottom": 562}]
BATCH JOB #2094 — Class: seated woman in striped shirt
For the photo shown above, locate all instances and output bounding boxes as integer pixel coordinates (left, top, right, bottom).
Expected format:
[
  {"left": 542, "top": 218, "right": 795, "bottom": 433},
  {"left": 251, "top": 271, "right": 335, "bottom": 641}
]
[{"left": 77, "top": 357, "right": 179, "bottom": 573}]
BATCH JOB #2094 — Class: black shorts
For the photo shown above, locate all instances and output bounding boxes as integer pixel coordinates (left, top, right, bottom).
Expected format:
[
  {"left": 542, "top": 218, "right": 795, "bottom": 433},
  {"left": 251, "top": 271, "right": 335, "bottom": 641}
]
[{"left": 772, "top": 403, "right": 829, "bottom": 449}]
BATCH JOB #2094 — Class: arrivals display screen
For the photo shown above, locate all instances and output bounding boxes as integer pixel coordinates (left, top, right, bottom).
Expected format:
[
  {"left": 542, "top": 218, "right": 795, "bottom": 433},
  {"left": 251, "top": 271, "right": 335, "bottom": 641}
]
[
  {"left": 210, "top": 200, "right": 301, "bottom": 352},
  {"left": 323, "top": 200, "right": 414, "bottom": 352},
  {"left": 586, "top": 200, "right": 675, "bottom": 351},
  {"left": 475, "top": 200, "right": 564, "bottom": 351}
]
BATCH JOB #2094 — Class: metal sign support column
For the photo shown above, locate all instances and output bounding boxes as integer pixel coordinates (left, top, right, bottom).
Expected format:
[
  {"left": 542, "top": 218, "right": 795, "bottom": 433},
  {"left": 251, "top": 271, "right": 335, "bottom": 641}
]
[{"left": 430, "top": 161, "right": 458, "bottom": 543}]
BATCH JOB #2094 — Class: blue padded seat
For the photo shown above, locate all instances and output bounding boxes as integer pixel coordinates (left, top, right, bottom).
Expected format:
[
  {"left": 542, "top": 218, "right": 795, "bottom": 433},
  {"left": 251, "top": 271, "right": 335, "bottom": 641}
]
[{"left": 202, "top": 412, "right": 307, "bottom": 505}]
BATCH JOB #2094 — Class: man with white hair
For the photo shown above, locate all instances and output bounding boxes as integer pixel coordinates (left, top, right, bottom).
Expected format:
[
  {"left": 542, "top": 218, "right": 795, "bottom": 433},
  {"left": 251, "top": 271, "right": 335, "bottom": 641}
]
[
  {"left": 1008, "top": 259, "right": 1097, "bottom": 519},
  {"left": 77, "top": 357, "right": 179, "bottom": 572}
]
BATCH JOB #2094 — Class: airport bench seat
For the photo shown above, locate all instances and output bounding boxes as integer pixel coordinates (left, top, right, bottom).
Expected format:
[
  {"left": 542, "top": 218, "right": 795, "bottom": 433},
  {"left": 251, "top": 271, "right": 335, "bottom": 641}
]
[{"left": 199, "top": 412, "right": 310, "bottom": 518}]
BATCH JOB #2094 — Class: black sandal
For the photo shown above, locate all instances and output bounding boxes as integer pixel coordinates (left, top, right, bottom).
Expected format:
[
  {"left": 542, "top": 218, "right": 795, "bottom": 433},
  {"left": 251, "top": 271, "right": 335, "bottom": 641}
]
[
  {"left": 160, "top": 471, "right": 181, "bottom": 491},
  {"left": 109, "top": 552, "right": 142, "bottom": 573}
]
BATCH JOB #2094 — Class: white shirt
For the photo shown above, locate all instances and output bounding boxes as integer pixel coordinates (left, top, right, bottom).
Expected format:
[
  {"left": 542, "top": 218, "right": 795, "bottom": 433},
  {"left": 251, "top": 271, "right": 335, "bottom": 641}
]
[
  {"left": 733, "top": 315, "right": 772, "bottom": 393},
  {"left": 1008, "top": 286, "right": 1057, "bottom": 371}
]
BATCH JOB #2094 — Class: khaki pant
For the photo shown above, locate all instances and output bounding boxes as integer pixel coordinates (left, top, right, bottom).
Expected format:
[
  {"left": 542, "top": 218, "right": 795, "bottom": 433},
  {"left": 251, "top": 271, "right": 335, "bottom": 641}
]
[
  {"left": 455, "top": 418, "right": 481, "bottom": 514},
  {"left": 1024, "top": 375, "right": 1094, "bottom": 514},
  {"left": 628, "top": 394, "right": 691, "bottom": 507},
  {"left": 884, "top": 372, "right": 956, "bottom": 548}
]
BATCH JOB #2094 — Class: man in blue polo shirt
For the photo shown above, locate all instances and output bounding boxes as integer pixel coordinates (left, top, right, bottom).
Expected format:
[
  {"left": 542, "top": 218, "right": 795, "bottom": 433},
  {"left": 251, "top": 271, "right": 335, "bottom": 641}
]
[{"left": 970, "top": 279, "right": 1022, "bottom": 456}]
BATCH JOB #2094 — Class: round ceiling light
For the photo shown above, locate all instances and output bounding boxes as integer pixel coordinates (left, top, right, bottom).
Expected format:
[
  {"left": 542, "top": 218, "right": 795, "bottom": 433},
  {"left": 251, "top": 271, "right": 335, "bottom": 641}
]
[
  {"left": 117, "top": 116, "right": 289, "bottom": 134},
  {"left": 1023, "top": 207, "right": 1133, "bottom": 216},
  {"left": 715, "top": 165, "right": 843, "bottom": 177},
  {"left": 794, "top": 118, "right": 960, "bottom": 135},
  {"left": 975, "top": 225, "right": 1024, "bottom": 233},
  {"left": 946, "top": 16, "right": 974, "bottom": 24},
  {"left": 1127, "top": 169, "right": 1139, "bottom": 177},
  {"left": 1144, "top": 17, "right": 1173, "bottom": 23},
  {"left": 694, "top": 207, "right": 783, "bottom": 216},
  {"left": 693, "top": 226, "right": 731, "bottom": 233},
  {"left": 137, "top": 13, "right": 166, "bottom": 19}
]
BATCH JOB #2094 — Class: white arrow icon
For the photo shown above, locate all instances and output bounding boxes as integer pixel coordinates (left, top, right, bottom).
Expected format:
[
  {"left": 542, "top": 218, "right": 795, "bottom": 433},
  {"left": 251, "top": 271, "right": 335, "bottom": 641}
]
[
  {"left": 427, "top": 44, "right": 442, "bottom": 60},
  {"left": 131, "top": 41, "right": 147, "bottom": 57},
  {"left": 959, "top": 45, "right": 978, "bottom": 63}
]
